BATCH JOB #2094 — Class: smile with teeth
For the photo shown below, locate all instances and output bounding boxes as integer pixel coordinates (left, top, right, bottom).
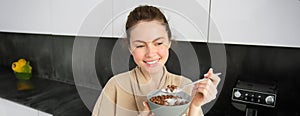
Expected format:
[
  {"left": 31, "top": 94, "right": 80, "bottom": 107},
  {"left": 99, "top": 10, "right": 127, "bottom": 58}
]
[{"left": 145, "top": 60, "right": 159, "bottom": 65}]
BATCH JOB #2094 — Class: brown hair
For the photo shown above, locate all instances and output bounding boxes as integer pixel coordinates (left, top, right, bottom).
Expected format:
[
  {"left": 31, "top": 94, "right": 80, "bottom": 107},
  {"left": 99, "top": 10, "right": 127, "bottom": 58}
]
[{"left": 125, "top": 5, "right": 172, "bottom": 44}]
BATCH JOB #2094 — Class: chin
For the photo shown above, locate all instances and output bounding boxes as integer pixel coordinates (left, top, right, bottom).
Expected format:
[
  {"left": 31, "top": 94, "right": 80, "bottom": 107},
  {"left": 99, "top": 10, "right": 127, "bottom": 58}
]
[
  {"left": 142, "top": 63, "right": 164, "bottom": 74},
  {"left": 148, "top": 68, "right": 161, "bottom": 74}
]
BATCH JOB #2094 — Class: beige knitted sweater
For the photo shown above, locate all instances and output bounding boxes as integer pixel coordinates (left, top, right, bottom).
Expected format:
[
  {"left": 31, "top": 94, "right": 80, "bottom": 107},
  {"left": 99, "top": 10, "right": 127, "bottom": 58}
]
[{"left": 92, "top": 66, "right": 193, "bottom": 116}]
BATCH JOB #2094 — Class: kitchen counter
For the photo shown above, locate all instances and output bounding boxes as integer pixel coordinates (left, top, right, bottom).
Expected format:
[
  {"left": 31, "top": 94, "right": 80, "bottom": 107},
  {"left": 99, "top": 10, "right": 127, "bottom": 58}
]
[{"left": 0, "top": 69, "right": 92, "bottom": 116}]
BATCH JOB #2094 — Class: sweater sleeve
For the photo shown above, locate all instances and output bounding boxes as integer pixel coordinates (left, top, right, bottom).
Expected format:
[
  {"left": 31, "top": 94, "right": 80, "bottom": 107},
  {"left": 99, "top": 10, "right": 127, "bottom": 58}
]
[{"left": 92, "top": 78, "right": 117, "bottom": 116}]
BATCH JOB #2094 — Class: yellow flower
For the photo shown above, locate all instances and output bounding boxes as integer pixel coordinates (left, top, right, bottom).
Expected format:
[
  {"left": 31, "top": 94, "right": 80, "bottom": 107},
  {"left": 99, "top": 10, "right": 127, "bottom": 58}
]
[
  {"left": 12, "top": 58, "right": 32, "bottom": 73},
  {"left": 18, "top": 58, "right": 27, "bottom": 67},
  {"left": 12, "top": 62, "right": 23, "bottom": 73}
]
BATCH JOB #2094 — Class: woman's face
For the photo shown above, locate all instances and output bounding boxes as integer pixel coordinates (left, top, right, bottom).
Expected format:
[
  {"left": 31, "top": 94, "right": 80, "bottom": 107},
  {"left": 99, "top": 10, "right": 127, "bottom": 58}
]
[{"left": 129, "top": 20, "right": 170, "bottom": 74}]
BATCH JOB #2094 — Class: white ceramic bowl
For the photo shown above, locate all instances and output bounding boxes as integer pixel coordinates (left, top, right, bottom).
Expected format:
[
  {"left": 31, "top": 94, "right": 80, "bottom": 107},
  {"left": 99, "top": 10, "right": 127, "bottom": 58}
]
[{"left": 147, "top": 90, "right": 192, "bottom": 116}]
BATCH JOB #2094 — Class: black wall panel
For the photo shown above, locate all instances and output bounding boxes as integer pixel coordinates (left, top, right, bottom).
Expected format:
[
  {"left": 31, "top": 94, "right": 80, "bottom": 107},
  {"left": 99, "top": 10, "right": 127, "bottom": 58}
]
[{"left": 1, "top": 32, "right": 299, "bottom": 115}]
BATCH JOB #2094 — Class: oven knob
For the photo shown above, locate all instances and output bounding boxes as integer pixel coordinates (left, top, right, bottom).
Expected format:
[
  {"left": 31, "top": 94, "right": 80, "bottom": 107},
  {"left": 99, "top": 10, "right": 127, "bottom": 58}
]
[
  {"left": 234, "top": 90, "right": 241, "bottom": 98},
  {"left": 265, "top": 96, "right": 275, "bottom": 104}
]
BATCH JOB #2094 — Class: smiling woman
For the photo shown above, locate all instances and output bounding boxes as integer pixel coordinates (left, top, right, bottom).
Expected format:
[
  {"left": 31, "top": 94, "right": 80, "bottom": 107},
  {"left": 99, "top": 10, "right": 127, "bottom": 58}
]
[{"left": 92, "top": 5, "right": 220, "bottom": 116}]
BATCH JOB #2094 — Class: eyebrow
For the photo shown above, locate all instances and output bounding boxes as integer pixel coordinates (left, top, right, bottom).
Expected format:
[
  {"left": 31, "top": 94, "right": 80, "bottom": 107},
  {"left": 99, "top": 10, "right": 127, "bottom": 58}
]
[{"left": 132, "top": 37, "right": 165, "bottom": 44}]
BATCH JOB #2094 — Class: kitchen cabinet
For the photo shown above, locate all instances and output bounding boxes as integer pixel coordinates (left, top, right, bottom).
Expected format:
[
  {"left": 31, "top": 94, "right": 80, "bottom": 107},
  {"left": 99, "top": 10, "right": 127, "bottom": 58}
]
[
  {"left": 0, "top": 97, "right": 52, "bottom": 116},
  {"left": 0, "top": 0, "right": 112, "bottom": 37},
  {"left": 0, "top": 0, "right": 210, "bottom": 40},
  {"left": 51, "top": 0, "right": 113, "bottom": 37},
  {"left": 112, "top": 0, "right": 210, "bottom": 42},
  {"left": 209, "top": 0, "right": 300, "bottom": 48},
  {"left": 0, "top": 0, "right": 51, "bottom": 34},
  {"left": 112, "top": 0, "right": 154, "bottom": 38},
  {"left": 2, "top": 0, "right": 300, "bottom": 47}
]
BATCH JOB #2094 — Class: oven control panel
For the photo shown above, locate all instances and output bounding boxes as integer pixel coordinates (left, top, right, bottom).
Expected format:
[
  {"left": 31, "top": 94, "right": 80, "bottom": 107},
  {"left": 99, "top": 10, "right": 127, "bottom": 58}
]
[
  {"left": 231, "top": 80, "right": 277, "bottom": 108},
  {"left": 232, "top": 88, "right": 276, "bottom": 107}
]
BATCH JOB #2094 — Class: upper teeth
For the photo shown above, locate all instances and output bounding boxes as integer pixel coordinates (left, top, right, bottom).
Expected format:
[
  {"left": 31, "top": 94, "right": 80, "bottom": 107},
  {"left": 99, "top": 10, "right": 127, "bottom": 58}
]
[{"left": 146, "top": 60, "right": 158, "bottom": 64}]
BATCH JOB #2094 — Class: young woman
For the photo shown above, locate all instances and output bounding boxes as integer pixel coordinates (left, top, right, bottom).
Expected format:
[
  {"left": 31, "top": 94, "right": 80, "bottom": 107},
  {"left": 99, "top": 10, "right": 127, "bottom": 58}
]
[{"left": 92, "top": 5, "right": 220, "bottom": 116}]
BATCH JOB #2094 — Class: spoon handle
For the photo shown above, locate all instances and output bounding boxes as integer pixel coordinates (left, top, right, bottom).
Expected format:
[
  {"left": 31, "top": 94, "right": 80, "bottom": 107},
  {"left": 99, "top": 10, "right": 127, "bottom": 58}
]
[{"left": 182, "top": 72, "right": 222, "bottom": 89}]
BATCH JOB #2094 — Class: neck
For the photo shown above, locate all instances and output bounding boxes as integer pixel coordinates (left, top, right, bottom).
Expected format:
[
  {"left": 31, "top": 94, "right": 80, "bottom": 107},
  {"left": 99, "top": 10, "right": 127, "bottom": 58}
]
[
  {"left": 139, "top": 67, "right": 165, "bottom": 91},
  {"left": 141, "top": 67, "right": 164, "bottom": 82}
]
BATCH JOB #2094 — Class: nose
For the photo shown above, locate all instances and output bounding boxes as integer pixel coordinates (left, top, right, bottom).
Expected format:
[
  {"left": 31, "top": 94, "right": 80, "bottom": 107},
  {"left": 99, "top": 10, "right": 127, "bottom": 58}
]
[{"left": 145, "top": 43, "right": 157, "bottom": 58}]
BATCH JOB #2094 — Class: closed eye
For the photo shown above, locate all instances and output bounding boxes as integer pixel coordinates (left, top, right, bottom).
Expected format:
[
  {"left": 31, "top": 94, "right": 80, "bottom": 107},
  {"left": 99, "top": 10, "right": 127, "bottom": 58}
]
[
  {"left": 136, "top": 45, "right": 145, "bottom": 48},
  {"left": 156, "top": 42, "right": 163, "bottom": 46}
]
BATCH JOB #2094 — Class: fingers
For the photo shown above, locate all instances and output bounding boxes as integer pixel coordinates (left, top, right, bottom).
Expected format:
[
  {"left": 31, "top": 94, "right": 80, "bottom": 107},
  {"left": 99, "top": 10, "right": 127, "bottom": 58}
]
[
  {"left": 192, "top": 68, "right": 221, "bottom": 106},
  {"left": 139, "top": 102, "right": 155, "bottom": 116},
  {"left": 143, "top": 101, "right": 150, "bottom": 111},
  {"left": 204, "top": 68, "right": 213, "bottom": 78},
  {"left": 210, "top": 73, "right": 221, "bottom": 86},
  {"left": 194, "top": 79, "right": 216, "bottom": 95},
  {"left": 204, "top": 68, "right": 221, "bottom": 86},
  {"left": 193, "top": 79, "right": 218, "bottom": 103}
]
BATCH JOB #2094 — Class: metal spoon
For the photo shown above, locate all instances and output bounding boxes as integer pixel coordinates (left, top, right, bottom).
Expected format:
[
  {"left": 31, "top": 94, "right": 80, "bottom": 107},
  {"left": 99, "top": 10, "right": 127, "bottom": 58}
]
[{"left": 163, "top": 73, "right": 222, "bottom": 93}]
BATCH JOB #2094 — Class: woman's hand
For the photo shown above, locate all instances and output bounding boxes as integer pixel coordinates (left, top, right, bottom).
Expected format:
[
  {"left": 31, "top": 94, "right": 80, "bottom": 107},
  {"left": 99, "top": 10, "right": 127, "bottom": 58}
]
[
  {"left": 191, "top": 68, "right": 221, "bottom": 107},
  {"left": 139, "top": 101, "right": 155, "bottom": 116}
]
